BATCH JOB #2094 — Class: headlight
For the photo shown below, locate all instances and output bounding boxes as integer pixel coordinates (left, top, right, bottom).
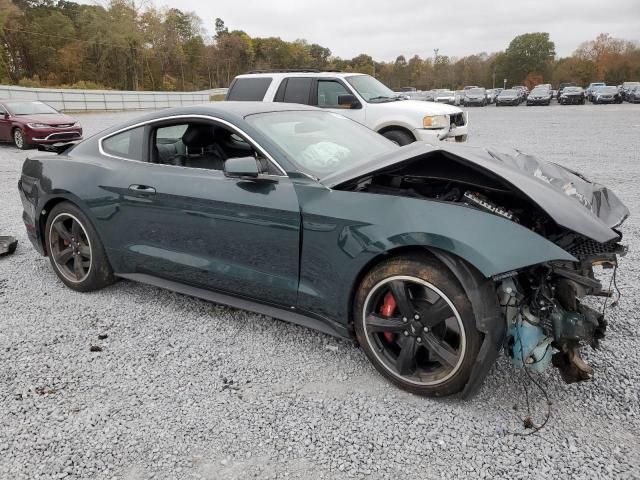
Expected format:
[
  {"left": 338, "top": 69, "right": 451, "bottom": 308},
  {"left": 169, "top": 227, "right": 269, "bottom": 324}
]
[
  {"left": 27, "top": 123, "right": 50, "bottom": 128},
  {"left": 423, "top": 115, "right": 448, "bottom": 129}
]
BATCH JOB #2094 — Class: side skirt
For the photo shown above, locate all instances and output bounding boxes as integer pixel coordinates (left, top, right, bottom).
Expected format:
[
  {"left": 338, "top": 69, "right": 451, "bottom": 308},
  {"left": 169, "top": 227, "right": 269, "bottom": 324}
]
[{"left": 115, "top": 273, "right": 349, "bottom": 339}]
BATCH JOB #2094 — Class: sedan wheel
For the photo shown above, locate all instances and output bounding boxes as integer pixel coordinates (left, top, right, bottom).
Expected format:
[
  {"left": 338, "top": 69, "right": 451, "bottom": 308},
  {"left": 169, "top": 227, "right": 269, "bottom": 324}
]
[
  {"left": 13, "top": 129, "right": 27, "bottom": 150},
  {"left": 45, "top": 202, "right": 115, "bottom": 292},
  {"left": 354, "top": 255, "right": 481, "bottom": 397}
]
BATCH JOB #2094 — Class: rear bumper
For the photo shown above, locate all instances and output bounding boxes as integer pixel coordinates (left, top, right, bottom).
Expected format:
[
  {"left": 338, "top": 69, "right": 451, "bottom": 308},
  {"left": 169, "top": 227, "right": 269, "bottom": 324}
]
[{"left": 17, "top": 176, "right": 45, "bottom": 255}]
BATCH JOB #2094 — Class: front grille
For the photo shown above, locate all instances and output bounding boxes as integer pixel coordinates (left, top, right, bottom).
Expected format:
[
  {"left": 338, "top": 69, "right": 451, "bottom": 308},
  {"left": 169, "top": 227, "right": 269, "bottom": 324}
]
[
  {"left": 48, "top": 132, "right": 81, "bottom": 141},
  {"left": 450, "top": 113, "right": 465, "bottom": 127},
  {"left": 568, "top": 239, "right": 626, "bottom": 259},
  {"left": 51, "top": 124, "right": 75, "bottom": 128}
]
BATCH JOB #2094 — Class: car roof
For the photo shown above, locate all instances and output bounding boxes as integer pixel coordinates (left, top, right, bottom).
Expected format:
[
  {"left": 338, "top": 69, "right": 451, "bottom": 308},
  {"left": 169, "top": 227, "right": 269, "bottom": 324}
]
[
  {"left": 95, "top": 102, "right": 320, "bottom": 135},
  {"left": 233, "top": 71, "right": 364, "bottom": 80}
]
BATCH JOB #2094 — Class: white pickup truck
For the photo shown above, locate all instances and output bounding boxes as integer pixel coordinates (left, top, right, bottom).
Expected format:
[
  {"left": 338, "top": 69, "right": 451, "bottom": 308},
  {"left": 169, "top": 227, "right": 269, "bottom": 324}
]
[{"left": 225, "top": 71, "right": 468, "bottom": 145}]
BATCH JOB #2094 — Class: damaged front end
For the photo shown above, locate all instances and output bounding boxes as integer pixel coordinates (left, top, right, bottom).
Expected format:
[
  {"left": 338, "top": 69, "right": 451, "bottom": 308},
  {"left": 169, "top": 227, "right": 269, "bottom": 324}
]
[
  {"left": 498, "top": 234, "right": 626, "bottom": 383},
  {"left": 330, "top": 143, "right": 629, "bottom": 386}
]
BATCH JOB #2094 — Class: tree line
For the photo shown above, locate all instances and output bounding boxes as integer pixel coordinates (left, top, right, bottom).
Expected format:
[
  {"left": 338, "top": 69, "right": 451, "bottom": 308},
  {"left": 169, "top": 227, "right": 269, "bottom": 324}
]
[{"left": 1, "top": 0, "right": 639, "bottom": 92}]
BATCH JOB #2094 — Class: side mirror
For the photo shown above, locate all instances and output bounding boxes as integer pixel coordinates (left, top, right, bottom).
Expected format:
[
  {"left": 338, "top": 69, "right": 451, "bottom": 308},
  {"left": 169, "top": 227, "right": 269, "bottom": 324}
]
[
  {"left": 224, "top": 156, "right": 260, "bottom": 179},
  {"left": 2, "top": 112, "right": 8, "bottom": 119},
  {"left": 337, "top": 94, "right": 361, "bottom": 109}
]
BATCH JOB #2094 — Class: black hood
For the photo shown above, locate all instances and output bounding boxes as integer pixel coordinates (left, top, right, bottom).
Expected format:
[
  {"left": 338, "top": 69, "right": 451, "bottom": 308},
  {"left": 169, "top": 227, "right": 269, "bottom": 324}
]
[{"left": 323, "top": 142, "right": 629, "bottom": 244}]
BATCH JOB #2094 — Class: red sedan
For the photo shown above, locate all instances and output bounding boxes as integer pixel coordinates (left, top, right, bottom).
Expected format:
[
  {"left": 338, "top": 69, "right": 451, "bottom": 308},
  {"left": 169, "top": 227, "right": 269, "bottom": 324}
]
[{"left": 0, "top": 100, "right": 82, "bottom": 150}]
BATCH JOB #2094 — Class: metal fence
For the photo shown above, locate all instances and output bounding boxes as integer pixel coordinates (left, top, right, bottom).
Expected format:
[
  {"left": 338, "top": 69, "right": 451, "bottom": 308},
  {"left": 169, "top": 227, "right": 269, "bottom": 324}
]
[{"left": 0, "top": 85, "right": 228, "bottom": 112}]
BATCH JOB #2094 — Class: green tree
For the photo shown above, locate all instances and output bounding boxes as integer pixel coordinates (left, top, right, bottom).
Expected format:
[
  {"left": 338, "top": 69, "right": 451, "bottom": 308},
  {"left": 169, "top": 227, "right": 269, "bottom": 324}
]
[{"left": 502, "top": 32, "right": 555, "bottom": 84}]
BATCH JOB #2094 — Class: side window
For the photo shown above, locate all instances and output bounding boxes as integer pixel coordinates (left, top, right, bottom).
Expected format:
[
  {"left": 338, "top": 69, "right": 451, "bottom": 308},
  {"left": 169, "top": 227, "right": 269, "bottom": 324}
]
[
  {"left": 0, "top": 105, "right": 6, "bottom": 114},
  {"left": 102, "top": 126, "right": 145, "bottom": 161},
  {"left": 226, "top": 77, "right": 272, "bottom": 101},
  {"left": 317, "top": 80, "right": 350, "bottom": 108},
  {"left": 276, "top": 78, "right": 312, "bottom": 105}
]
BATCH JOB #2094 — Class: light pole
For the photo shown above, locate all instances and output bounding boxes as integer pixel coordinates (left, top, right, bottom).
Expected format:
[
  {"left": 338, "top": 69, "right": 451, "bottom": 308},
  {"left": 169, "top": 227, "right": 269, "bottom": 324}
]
[{"left": 503, "top": 78, "right": 507, "bottom": 89}]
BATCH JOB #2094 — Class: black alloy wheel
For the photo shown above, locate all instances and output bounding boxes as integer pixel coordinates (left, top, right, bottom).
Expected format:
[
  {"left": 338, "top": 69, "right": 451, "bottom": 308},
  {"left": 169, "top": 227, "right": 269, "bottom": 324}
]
[
  {"left": 49, "top": 212, "right": 92, "bottom": 284},
  {"left": 45, "top": 202, "right": 115, "bottom": 292},
  {"left": 354, "top": 255, "right": 481, "bottom": 397}
]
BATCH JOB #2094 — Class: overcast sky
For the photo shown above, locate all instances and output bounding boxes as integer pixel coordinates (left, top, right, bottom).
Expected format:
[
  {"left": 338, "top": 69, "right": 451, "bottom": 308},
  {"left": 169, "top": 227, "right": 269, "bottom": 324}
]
[{"left": 109, "top": 0, "right": 640, "bottom": 60}]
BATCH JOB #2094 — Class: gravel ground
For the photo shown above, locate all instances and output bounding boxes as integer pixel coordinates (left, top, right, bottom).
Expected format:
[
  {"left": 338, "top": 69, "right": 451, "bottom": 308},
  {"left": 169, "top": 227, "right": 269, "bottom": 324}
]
[{"left": 1, "top": 104, "right": 639, "bottom": 480}]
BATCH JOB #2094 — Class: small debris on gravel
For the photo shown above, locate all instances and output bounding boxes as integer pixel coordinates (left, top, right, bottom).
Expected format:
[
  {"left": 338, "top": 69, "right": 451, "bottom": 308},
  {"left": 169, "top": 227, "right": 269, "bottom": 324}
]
[
  {"left": 0, "top": 235, "right": 18, "bottom": 256},
  {"left": 89, "top": 345, "right": 103, "bottom": 352},
  {"left": 97, "top": 333, "right": 108, "bottom": 340}
]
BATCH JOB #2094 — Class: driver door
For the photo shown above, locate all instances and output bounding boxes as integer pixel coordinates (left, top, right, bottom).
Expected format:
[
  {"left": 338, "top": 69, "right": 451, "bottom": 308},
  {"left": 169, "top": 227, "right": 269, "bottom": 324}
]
[{"left": 102, "top": 118, "right": 301, "bottom": 308}]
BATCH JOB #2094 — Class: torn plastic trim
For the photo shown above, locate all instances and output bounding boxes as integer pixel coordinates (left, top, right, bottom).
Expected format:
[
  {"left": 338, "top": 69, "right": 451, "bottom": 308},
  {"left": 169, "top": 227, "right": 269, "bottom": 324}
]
[{"left": 429, "top": 248, "right": 505, "bottom": 399}]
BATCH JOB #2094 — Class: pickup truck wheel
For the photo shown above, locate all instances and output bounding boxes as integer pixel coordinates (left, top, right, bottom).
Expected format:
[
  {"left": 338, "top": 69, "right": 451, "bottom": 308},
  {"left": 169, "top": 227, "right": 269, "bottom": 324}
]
[
  {"left": 382, "top": 130, "right": 414, "bottom": 146},
  {"left": 455, "top": 135, "right": 467, "bottom": 143}
]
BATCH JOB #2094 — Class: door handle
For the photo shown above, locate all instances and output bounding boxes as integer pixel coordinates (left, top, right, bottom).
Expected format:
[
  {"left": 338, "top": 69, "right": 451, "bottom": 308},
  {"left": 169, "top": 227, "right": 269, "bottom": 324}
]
[{"left": 128, "top": 184, "right": 156, "bottom": 194}]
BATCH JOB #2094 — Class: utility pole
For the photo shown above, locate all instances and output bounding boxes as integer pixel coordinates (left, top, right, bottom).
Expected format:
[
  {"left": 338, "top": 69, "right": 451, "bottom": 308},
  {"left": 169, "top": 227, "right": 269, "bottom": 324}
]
[{"left": 492, "top": 71, "right": 496, "bottom": 89}]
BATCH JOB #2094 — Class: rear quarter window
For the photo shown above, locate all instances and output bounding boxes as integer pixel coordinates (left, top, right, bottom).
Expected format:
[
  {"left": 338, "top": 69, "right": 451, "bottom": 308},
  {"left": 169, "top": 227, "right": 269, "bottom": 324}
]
[
  {"left": 102, "top": 126, "right": 145, "bottom": 161},
  {"left": 226, "top": 77, "right": 273, "bottom": 101},
  {"left": 275, "top": 77, "right": 313, "bottom": 104}
]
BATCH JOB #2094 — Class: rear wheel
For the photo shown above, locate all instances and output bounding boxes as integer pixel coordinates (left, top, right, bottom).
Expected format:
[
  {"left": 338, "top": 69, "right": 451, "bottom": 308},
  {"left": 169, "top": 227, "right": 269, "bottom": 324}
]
[
  {"left": 45, "top": 202, "right": 115, "bottom": 292},
  {"left": 354, "top": 254, "right": 482, "bottom": 397},
  {"left": 382, "top": 129, "right": 414, "bottom": 146},
  {"left": 13, "top": 128, "right": 28, "bottom": 150}
]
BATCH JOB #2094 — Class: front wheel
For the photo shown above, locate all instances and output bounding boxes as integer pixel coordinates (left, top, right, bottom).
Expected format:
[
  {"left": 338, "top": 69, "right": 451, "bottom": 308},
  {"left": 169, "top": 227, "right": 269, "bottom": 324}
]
[
  {"left": 13, "top": 128, "right": 28, "bottom": 150},
  {"left": 354, "top": 255, "right": 482, "bottom": 397},
  {"left": 382, "top": 129, "right": 414, "bottom": 146},
  {"left": 45, "top": 202, "right": 115, "bottom": 292}
]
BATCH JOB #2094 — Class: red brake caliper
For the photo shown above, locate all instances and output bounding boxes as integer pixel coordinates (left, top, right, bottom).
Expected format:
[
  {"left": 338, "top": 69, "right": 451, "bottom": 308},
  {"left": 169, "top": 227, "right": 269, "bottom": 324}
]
[{"left": 380, "top": 292, "right": 397, "bottom": 343}]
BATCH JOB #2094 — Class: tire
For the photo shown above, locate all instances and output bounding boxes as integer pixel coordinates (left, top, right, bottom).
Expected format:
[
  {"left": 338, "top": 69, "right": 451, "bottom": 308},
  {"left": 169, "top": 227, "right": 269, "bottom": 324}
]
[
  {"left": 13, "top": 128, "right": 28, "bottom": 150},
  {"left": 45, "top": 201, "right": 115, "bottom": 292},
  {"left": 455, "top": 135, "right": 467, "bottom": 143},
  {"left": 353, "top": 254, "right": 482, "bottom": 397},
  {"left": 382, "top": 129, "right": 414, "bottom": 146}
]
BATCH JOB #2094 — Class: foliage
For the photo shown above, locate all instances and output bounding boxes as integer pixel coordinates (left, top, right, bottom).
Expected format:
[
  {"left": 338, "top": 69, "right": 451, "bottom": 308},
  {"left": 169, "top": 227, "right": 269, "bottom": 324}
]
[{"left": 0, "top": 1, "right": 638, "bottom": 91}]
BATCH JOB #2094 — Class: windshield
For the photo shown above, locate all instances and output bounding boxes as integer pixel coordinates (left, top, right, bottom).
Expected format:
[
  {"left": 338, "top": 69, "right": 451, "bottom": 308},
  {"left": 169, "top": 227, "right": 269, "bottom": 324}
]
[
  {"left": 564, "top": 87, "right": 582, "bottom": 93},
  {"left": 467, "top": 88, "right": 485, "bottom": 95},
  {"left": 346, "top": 75, "right": 398, "bottom": 103},
  {"left": 5, "top": 101, "right": 58, "bottom": 115},
  {"left": 245, "top": 110, "right": 397, "bottom": 179},
  {"left": 532, "top": 87, "right": 548, "bottom": 93},
  {"left": 436, "top": 90, "right": 454, "bottom": 96},
  {"left": 600, "top": 86, "right": 617, "bottom": 93},
  {"left": 500, "top": 90, "right": 516, "bottom": 97}
]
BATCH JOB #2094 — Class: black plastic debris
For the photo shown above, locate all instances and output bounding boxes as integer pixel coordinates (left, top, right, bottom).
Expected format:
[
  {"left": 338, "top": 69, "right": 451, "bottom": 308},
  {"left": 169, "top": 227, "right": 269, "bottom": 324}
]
[{"left": 0, "top": 236, "right": 18, "bottom": 257}]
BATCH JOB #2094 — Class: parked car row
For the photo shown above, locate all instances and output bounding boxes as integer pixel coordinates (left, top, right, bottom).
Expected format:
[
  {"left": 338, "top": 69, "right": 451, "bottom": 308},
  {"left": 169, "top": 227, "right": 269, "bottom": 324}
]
[{"left": 398, "top": 81, "right": 640, "bottom": 108}]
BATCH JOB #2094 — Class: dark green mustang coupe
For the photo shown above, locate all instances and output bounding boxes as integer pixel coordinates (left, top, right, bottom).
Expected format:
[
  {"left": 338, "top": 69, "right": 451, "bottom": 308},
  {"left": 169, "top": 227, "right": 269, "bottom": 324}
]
[{"left": 18, "top": 103, "right": 628, "bottom": 397}]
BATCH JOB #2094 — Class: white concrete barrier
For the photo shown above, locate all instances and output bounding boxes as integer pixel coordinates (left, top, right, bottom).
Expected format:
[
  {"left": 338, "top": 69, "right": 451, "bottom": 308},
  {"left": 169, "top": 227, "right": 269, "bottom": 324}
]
[{"left": 0, "top": 85, "right": 228, "bottom": 112}]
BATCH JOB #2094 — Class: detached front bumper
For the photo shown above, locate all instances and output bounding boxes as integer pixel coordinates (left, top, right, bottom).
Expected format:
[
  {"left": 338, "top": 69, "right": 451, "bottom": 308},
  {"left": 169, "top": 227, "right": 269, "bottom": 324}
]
[
  {"left": 25, "top": 126, "right": 83, "bottom": 144},
  {"left": 413, "top": 111, "right": 469, "bottom": 142}
]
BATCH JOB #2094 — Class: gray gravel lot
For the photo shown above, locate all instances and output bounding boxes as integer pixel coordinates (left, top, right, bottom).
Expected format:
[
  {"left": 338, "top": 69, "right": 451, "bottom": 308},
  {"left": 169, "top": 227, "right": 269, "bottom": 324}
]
[{"left": 1, "top": 104, "right": 639, "bottom": 479}]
